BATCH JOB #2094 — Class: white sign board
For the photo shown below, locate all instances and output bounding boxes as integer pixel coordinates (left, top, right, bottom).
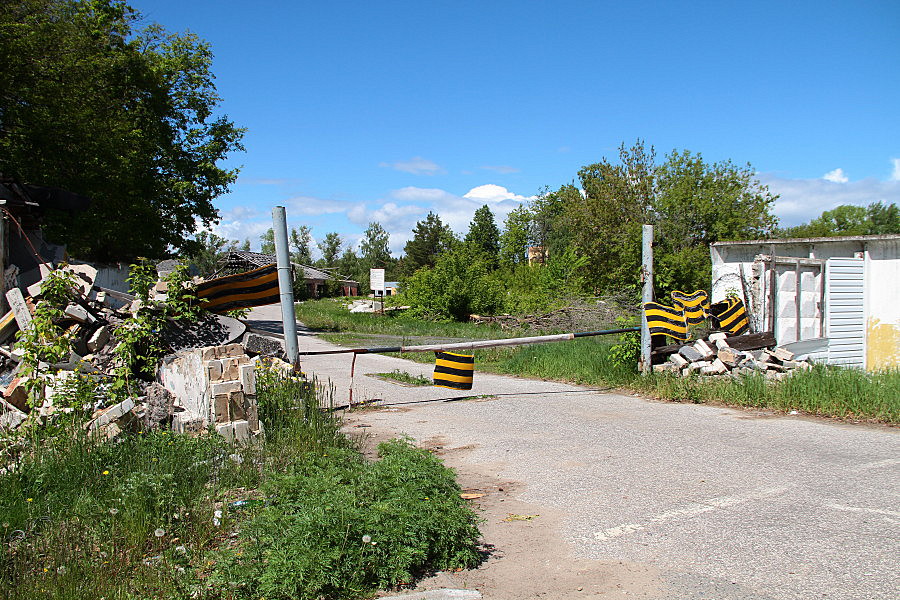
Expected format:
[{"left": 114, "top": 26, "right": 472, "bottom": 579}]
[{"left": 369, "top": 268, "right": 385, "bottom": 293}]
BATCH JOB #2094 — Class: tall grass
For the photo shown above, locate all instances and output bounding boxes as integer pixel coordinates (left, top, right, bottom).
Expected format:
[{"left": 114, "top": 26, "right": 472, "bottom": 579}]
[
  {"left": 1, "top": 366, "right": 483, "bottom": 599},
  {"left": 298, "top": 299, "right": 899, "bottom": 423}
]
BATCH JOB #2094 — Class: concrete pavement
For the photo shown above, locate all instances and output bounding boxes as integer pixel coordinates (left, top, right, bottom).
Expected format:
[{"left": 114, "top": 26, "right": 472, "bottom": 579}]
[{"left": 247, "top": 304, "right": 900, "bottom": 599}]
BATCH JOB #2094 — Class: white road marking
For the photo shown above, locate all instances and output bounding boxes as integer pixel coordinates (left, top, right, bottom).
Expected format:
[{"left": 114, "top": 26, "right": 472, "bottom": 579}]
[
  {"left": 825, "top": 503, "right": 900, "bottom": 521},
  {"left": 853, "top": 458, "right": 900, "bottom": 472},
  {"left": 594, "top": 486, "right": 791, "bottom": 542}
]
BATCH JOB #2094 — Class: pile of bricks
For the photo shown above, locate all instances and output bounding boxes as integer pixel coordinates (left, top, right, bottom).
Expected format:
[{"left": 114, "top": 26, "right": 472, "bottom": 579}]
[{"left": 653, "top": 332, "right": 812, "bottom": 380}]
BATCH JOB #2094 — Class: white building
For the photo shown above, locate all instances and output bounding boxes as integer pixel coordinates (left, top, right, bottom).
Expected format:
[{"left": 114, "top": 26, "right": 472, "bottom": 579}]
[{"left": 710, "top": 234, "right": 899, "bottom": 371}]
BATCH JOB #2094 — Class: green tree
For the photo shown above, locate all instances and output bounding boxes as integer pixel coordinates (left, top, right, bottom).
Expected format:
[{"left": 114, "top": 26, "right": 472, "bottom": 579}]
[
  {"left": 289, "top": 225, "right": 313, "bottom": 265},
  {"left": 563, "top": 140, "right": 778, "bottom": 297},
  {"left": 402, "top": 212, "right": 456, "bottom": 274},
  {"left": 779, "top": 202, "right": 900, "bottom": 238},
  {"left": 464, "top": 205, "right": 500, "bottom": 261},
  {"left": 185, "top": 231, "right": 238, "bottom": 277},
  {"left": 530, "top": 184, "right": 578, "bottom": 261},
  {"left": 317, "top": 232, "right": 343, "bottom": 267},
  {"left": 0, "top": 0, "right": 244, "bottom": 261},
  {"left": 259, "top": 228, "right": 275, "bottom": 254},
  {"left": 499, "top": 205, "right": 533, "bottom": 267},
  {"left": 360, "top": 222, "right": 392, "bottom": 267}
]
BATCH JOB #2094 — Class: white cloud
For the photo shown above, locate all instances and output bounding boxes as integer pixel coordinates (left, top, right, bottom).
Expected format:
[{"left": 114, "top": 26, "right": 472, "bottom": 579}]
[
  {"left": 379, "top": 156, "right": 444, "bottom": 176},
  {"left": 822, "top": 168, "right": 849, "bottom": 183},
  {"left": 284, "top": 195, "right": 348, "bottom": 216},
  {"left": 463, "top": 184, "right": 533, "bottom": 204},
  {"left": 759, "top": 173, "right": 900, "bottom": 227},
  {"left": 480, "top": 165, "right": 520, "bottom": 174},
  {"left": 891, "top": 158, "right": 900, "bottom": 182}
]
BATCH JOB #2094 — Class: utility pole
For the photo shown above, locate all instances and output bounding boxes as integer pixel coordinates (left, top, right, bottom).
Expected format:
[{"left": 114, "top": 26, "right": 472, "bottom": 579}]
[
  {"left": 640, "top": 224, "right": 654, "bottom": 374},
  {"left": 272, "top": 206, "right": 299, "bottom": 367}
]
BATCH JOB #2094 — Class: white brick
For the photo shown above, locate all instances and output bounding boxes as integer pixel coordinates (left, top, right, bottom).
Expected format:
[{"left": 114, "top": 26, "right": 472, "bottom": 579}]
[
  {"left": 210, "top": 381, "right": 242, "bottom": 396},
  {"left": 239, "top": 364, "right": 256, "bottom": 395}
]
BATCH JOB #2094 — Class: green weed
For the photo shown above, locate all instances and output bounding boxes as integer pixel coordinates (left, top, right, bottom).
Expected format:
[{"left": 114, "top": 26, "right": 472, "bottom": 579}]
[{"left": 374, "top": 369, "right": 432, "bottom": 386}]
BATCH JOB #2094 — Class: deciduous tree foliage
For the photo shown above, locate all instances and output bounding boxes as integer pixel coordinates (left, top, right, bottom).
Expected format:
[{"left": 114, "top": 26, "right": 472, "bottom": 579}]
[
  {"left": 0, "top": 0, "right": 244, "bottom": 261},
  {"left": 289, "top": 225, "right": 313, "bottom": 265},
  {"left": 778, "top": 202, "right": 900, "bottom": 238},
  {"left": 563, "top": 140, "right": 778, "bottom": 297},
  {"left": 317, "top": 232, "right": 343, "bottom": 267}
]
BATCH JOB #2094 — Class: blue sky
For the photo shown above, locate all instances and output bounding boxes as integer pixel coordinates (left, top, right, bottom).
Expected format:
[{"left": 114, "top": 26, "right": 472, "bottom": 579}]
[{"left": 134, "top": 0, "right": 900, "bottom": 257}]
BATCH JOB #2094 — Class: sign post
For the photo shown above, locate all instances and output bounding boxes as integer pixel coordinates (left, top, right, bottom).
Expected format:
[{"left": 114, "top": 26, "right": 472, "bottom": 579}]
[{"left": 370, "top": 268, "right": 385, "bottom": 314}]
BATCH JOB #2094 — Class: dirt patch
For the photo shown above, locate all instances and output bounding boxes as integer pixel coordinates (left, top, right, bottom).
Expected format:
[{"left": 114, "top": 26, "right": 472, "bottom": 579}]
[{"left": 346, "top": 410, "right": 663, "bottom": 599}]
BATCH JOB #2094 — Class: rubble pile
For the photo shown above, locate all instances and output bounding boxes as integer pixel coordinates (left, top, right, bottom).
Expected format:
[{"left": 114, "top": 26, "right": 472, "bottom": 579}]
[
  {"left": 0, "top": 262, "right": 289, "bottom": 443},
  {"left": 652, "top": 332, "right": 812, "bottom": 380}
]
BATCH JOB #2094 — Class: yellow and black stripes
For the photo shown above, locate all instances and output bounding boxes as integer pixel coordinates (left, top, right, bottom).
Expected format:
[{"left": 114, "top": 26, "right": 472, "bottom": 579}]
[
  {"left": 195, "top": 264, "right": 280, "bottom": 313},
  {"left": 433, "top": 351, "right": 474, "bottom": 390},
  {"left": 671, "top": 290, "right": 710, "bottom": 326},
  {"left": 708, "top": 297, "right": 749, "bottom": 335},
  {"left": 643, "top": 302, "right": 689, "bottom": 341}
]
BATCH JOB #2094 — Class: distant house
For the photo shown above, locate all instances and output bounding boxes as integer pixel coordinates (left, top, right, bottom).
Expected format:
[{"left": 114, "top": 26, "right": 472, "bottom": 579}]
[
  {"left": 710, "top": 234, "right": 899, "bottom": 371},
  {"left": 527, "top": 246, "right": 547, "bottom": 265},
  {"left": 216, "top": 252, "right": 359, "bottom": 298},
  {"left": 383, "top": 281, "right": 399, "bottom": 296}
]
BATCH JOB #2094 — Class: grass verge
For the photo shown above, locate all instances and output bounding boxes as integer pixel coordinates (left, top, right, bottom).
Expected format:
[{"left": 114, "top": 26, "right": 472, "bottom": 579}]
[
  {"left": 300, "top": 300, "right": 900, "bottom": 423},
  {"left": 0, "top": 367, "right": 482, "bottom": 599}
]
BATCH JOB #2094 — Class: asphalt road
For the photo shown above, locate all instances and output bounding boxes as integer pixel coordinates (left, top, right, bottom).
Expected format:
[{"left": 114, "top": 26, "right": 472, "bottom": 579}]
[{"left": 248, "top": 304, "right": 899, "bottom": 599}]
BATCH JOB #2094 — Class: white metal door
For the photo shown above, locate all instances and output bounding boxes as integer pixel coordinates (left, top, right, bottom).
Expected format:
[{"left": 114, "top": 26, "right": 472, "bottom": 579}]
[{"left": 825, "top": 257, "right": 865, "bottom": 368}]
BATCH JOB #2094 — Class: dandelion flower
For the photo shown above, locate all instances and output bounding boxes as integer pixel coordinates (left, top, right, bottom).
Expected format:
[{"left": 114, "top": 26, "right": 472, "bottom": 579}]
[
  {"left": 102, "top": 470, "right": 109, "bottom": 476},
  {"left": 154, "top": 528, "right": 165, "bottom": 538},
  {"left": 362, "top": 535, "right": 371, "bottom": 543},
  {"left": 26, "top": 498, "right": 33, "bottom": 503}
]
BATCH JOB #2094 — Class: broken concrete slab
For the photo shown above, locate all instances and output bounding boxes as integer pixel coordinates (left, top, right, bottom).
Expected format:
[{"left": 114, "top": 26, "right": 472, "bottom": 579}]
[
  {"left": 161, "top": 312, "right": 245, "bottom": 352},
  {"left": 5, "top": 287, "right": 32, "bottom": 331},
  {"left": 89, "top": 397, "right": 135, "bottom": 431},
  {"left": 668, "top": 353, "right": 689, "bottom": 368},
  {"left": 242, "top": 332, "right": 286, "bottom": 360},
  {"left": 87, "top": 325, "right": 110, "bottom": 353},
  {"left": 64, "top": 304, "right": 94, "bottom": 324},
  {"left": 692, "top": 339, "right": 715, "bottom": 360},
  {"left": 678, "top": 345, "right": 704, "bottom": 363},
  {"left": 239, "top": 363, "right": 256, "bottom": 395},
  {"left": 143, "top": 382, "right": 175, "bottom": 430},
  {"left": 4, "top": 376, "right": 30, "bottom": 412},
  {"left": 0, "top": 397, "right": 27, "bottom": 430}
]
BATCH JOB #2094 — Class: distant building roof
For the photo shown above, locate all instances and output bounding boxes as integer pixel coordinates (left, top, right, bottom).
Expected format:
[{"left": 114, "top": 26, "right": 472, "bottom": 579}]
[
  {"left": 712, "top": 234, "right": 900, "bottom": 247},
  {"left": 216, "top": 251, "right": 358, "bottom": 284}
]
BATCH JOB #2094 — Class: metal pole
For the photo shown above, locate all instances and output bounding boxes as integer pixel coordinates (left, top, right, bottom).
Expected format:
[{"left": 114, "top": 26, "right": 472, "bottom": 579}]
[
  {"left": 272, "top": 206, "right": 299, "bottom": 366},
  {"left": 640, "top": 224, "right": 654, "bottom": 374}
]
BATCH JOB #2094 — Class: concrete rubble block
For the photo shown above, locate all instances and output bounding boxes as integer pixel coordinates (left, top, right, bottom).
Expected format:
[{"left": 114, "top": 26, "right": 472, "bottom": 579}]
[
  {"left": 4, "top": 376, "right": 31, "bottom": 412},
  {"left": 214, "top": 394, "right": 230, "bottom": 423},
  {"left": 6, "top": 287, "right": 33, "bottom": 331},
  {"left": 66, "top": 264, "right": 98, "bottom": 296},
  {"left": 200, "top": 346, "right": 218, "bottom": 362},
  {"left": 795, "top": 360, "right": 813, "bottom": 370},
  {"left": 232, "top": 419, "right": 250, "bottom": 443},
  {"left": 95, "top": 291, "right": 108, "bottom": 305},
  {"left": 709, "top": 358, "right": 729, "bottom": 374},
  {"left": 222, "top": 357, "right": 241, "bottom": 381},
  {"left": 241, "top": 332, "right": 287, "bottom": 359},
  {"left": 215, "top": 422, "right": 234, "bottom": 443},
  {"left": 245, "top": 402, "right": 259, "bottom": 431},
  {"left": 143, "top": 382, "right": 175, "bottom": 429},
  {"left": 687, "top": 360, "right": 711, "bottom": 372},
  {"left": 692, "top": 339, "right": 715, "bottom": 360},
  {"left": 87, "top": 325, "right": 110, "bottom": 353},
  {"left": 0, "top": 398, "right": 27, "bottom": 430},
  {"left": 752, "top": 360, "right": 769, "bottom": 371},
  {"left": 239, "top": 363, "right": 256, "bottom": 395},
  {"left": 211, "top": 381, "right": 242, "bottom": 397},
  {"left": 653, "top": 363, "right": 677, "bottom": 374},
  {"left": 678, "top": 345, "right": 705, "bottom": 363},
  {"left": 780, "top": 360, "right": 802, "bottom": 370},
  {"left": 64, "top": 304, "right": 94, "bottom": 324},
  {"left": 717, "top": 347, "right": 740, "bottom": 367},
  {"left": 752, "top": 350, "right": 771, "bottom": 363},
  {"left": 668, "top": 353, "right": 689, "bottom": 368},
  {"left": 154, "top": 280, "right": 169, "bottom": 293},
  {"left": 767, "top": 347, "right": 795, "bottom": 362},
  {"left": 207, "top": 359, "right": 224, "bottom": 381},
  {"left": 708, "top": 332, "right": 728, "bottom": 343},
  {"left": 90, "top": 397, "right": 135, "bottom": 431},
  {"left": 228, "top": 390, "right": 246, "bottom": 419},
  {"left": 225, "top": 343, "right": 244, "bottom": 357},
  {"left": 714, "top": 338, "right": 731, "bottom": 350}
]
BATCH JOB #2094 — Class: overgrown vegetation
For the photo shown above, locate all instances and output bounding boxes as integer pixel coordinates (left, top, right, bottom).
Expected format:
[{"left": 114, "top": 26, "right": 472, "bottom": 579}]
[
  {"left": 298, "top": 299, "right": 899, "bottom": 423},
  {"left": 374, "top": 369, "right": 432, "bottom": 386},
  {"left": 1, "top": 367, "right": 482, "bottom": 599}
]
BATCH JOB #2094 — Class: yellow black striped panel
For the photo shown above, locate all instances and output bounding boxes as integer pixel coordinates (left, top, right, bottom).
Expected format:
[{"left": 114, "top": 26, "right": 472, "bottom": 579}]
[
  {"left": 643, "top": 302, "right": 688, "bottom": 341},
  {"left": 709, "top": 297, "right": 749, "bottom": 335},
  {"left": 434, "top": 351, "right": 474, "bottom": 390},
  {"left": 195, "top": 264, "right": 280, "bottom": 313},
  {"left": 671, "top": 290, "right": 710, "bottom": 326}
]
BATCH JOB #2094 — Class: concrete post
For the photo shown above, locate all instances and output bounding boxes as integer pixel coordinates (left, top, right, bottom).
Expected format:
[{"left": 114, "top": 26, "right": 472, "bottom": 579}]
[
  {"left": 640, "top": 224, "right": 654, "bottom": 374},
  {"left": 272, "top": 206, "right": 299, "bottom": 366}
]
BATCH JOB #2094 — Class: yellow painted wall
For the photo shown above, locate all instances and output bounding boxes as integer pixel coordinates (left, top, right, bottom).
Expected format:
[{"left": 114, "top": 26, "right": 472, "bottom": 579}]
[{"left": 866, "top": 318, "right": 900, "bottom": 370}]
